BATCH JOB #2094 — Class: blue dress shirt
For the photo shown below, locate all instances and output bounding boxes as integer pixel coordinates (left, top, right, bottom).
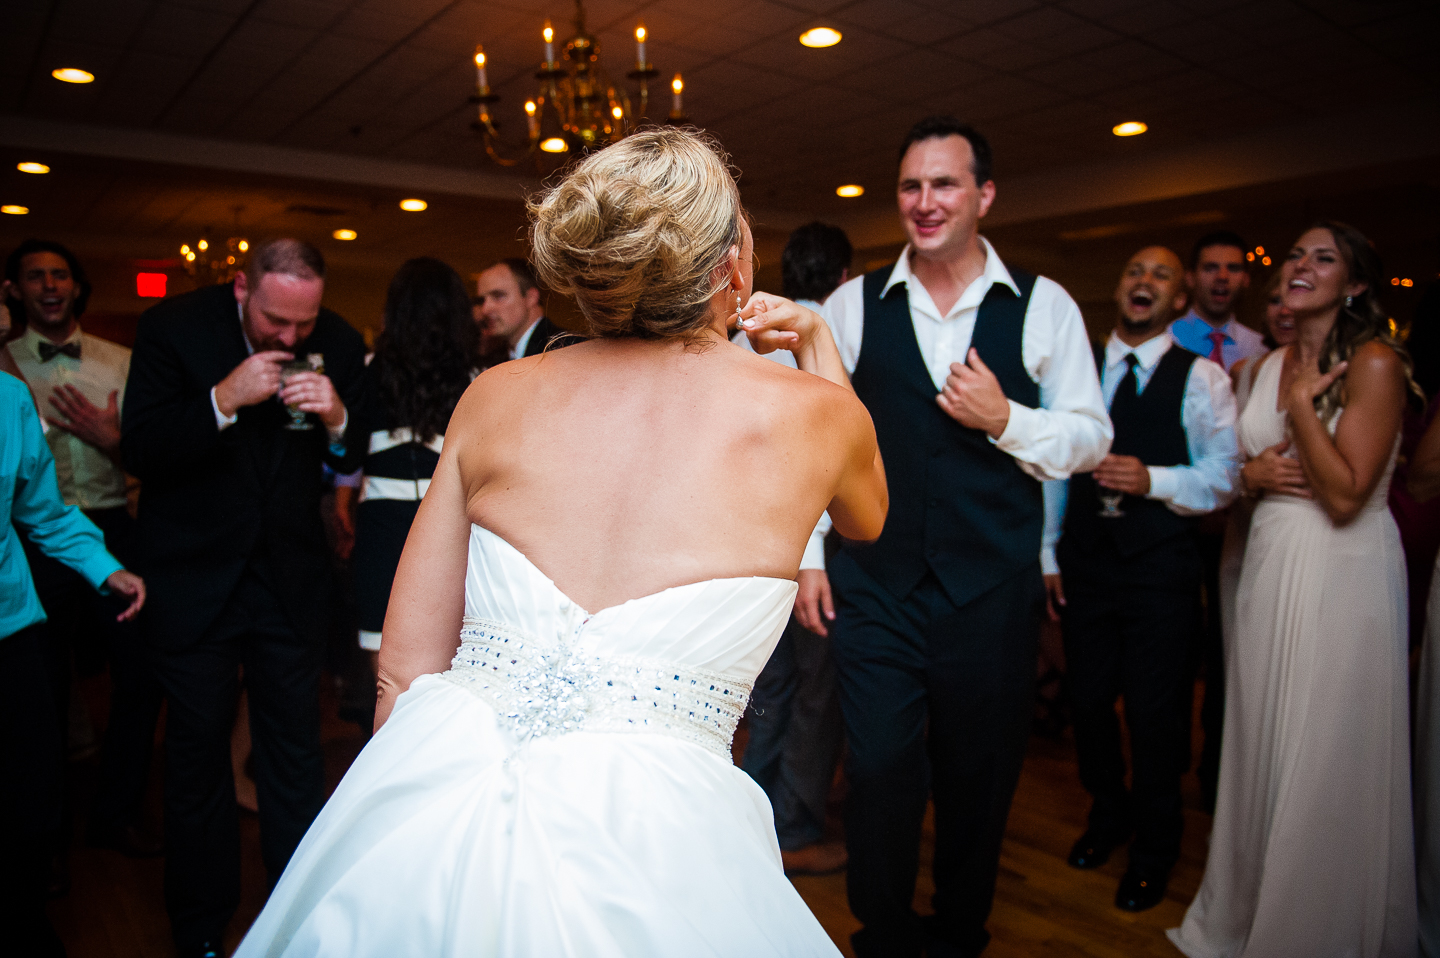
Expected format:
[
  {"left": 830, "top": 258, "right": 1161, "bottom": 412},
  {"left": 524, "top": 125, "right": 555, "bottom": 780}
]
[{"left": 1168, "top": 310, "right": 1266, "bottom": 373}]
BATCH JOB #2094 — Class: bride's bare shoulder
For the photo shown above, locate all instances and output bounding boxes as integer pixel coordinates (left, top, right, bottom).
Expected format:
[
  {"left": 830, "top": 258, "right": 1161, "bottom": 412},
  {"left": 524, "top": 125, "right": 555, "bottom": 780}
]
[{"left": 734, "top": 347, "right": 873, "bottom": 436}]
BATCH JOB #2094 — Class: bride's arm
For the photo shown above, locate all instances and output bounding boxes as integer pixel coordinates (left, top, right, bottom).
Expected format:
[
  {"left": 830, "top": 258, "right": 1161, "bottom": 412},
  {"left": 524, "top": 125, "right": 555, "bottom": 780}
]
[
  {"left": 373, "top": 441, "right": 471, "bottom": 731},
  {"left": 740, "top": 293, "right": 887, "bottom": 543},
  {"left": 740, "top": 293, "right": 852, "bottom": 394}
]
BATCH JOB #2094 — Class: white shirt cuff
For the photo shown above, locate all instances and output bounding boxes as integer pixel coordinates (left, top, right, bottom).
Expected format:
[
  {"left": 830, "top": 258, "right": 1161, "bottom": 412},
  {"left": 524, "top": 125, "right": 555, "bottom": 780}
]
[
  {"left": 211, "top": 386, "right": 238, "bottom": 431},
  {"left": 327, "top": 408, "right": 348, "bottom": 444},
  {"left": 1146, "top": 466, "right": 1177, "bottom": 504},
  {"left": 991, "top": 399, "right": 1033, "bottom": 452}
]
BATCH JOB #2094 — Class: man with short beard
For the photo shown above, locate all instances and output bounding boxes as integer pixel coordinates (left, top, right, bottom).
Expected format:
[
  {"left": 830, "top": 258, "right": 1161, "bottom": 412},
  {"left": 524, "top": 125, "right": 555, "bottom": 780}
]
[
  {"left": 1048, "top": 246, "right": 1241, "bottom": 912},
  {"left": 121, "top": 239, "right": 367, "bottom": 958}
]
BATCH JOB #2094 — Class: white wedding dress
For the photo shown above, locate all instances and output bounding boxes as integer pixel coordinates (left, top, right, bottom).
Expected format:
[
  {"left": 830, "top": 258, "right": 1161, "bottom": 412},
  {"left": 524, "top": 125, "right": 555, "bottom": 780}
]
[{"left": 235, "top": 524, "right": 840, "bottom": 957}]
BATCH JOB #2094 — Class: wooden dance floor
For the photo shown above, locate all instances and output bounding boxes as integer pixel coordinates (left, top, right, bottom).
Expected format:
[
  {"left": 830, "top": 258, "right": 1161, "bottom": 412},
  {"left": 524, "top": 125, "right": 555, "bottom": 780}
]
[{"left": 51, "top": 677, "right": 1206, "bottom": 956}]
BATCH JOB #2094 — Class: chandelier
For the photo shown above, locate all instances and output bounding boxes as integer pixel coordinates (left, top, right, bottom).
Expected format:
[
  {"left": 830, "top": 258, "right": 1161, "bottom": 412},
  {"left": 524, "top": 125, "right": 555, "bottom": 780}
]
[
  {"left": 469, "top": 0, "right": 687, "bottom": 167},
  {"left": 179, "top": 235, "right": 249, "bottom": 285},
  {"left": 179, "top": 206, "right": 249, "bottom": 284}
]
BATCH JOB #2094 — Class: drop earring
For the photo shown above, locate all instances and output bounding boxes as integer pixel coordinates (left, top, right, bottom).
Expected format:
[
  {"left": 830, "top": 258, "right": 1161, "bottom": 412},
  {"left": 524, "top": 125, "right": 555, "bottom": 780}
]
[{"left": 1345, "top": 295, "right": 1353, "bottom": 308}]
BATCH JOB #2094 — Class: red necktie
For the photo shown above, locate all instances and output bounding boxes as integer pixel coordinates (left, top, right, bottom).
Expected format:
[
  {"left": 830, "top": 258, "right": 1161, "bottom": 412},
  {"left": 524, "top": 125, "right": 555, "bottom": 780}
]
[{"left": 1207, "top": 331, "right": 1226, "bottom": 367}]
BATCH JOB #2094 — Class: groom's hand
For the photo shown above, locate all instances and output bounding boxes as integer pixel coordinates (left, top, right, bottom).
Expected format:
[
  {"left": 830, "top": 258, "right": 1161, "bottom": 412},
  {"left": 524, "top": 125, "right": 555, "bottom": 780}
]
[
  {"left": 937, "top": 349, "right": 1010, "bottom": 438},
  {"left": 214, "top": 350, "right": 293, "bottom": 418},
  {"left": 794, "top": 569, "right": 835, "bottom": 637}
]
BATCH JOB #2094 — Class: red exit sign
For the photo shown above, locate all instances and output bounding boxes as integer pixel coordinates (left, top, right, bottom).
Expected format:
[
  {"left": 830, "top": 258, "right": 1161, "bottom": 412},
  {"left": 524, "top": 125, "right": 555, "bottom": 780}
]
[{"left": 136, "top": 272, "right": 167, "bottom": 298}]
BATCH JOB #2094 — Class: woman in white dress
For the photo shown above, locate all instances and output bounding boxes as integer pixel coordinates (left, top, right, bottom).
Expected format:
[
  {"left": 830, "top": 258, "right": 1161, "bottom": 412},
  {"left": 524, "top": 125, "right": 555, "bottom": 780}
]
[
  {"left": 234, "top": 128, "right": 887, "bottom": 957},
  {"left": 1170, "top": 221, "right": 1419, "bottom": 957}
]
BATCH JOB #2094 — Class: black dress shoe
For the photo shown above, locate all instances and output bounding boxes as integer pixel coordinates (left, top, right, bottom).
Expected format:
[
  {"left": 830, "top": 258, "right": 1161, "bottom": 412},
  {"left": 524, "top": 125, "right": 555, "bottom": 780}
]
[
  {"left": 1066, "top": 830, "right": 1122, "bottom": 870},
  {"left": 1115, "top": 868, "right": 1168, "bottom": 912},
  {"left": 86, "top": 822, "right": 164, "bottom": 858}
]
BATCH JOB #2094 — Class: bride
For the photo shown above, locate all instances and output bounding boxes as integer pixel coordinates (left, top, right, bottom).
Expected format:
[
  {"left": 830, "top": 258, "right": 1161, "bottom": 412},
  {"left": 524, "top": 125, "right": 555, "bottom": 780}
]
[{"left": 234, "top": 128, "right": 887, "bottom": 956}]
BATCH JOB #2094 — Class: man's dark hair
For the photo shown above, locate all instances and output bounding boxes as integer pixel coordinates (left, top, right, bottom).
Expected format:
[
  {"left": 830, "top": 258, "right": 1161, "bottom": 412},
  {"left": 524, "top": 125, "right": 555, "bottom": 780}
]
[
  {"left": 781, "top": 222, "right": 852, "bottom": 302},
  {"left": 489, "top": 257, "right": 540, "bottom": 297},
  {"left": 247, "top": 238, "right": 326, "bottom": 282},
  {"left": 5, "top": 238, "right": 91, "bottom": 320},
  {"left": 897, "top": 115, "right": 993, "bottom": 186},
  {"left": 1189, "top": 230, "right": 1248, "bottom": 270}
]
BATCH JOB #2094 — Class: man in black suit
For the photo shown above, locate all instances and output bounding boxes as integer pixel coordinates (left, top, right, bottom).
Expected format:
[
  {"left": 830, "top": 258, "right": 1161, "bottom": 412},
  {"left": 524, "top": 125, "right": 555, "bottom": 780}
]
[
  {"left": 121, "top": 239, "right": 367, "bottom": 958},
  {"left": 474, "top": 257, "right": 575, "bottom": 360}
]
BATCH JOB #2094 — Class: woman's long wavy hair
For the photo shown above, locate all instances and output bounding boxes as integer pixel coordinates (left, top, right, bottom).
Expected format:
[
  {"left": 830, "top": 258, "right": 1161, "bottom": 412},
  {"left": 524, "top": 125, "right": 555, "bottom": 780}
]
[
  {"left": 1309, "top": 220, "right": 1421, "bottom": 423},
  {"left": 371, "top": 257, "right": 478, "bottom": 443}
]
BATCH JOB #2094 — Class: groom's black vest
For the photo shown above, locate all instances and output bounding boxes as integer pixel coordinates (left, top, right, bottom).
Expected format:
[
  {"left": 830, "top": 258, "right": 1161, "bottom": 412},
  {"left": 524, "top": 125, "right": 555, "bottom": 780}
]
[
  {"left": 1063, "top": 342, "right": 1198, "bottom": 561},
  {"left": 843, "top": 265, "right": 1041, "bottom": 607}
]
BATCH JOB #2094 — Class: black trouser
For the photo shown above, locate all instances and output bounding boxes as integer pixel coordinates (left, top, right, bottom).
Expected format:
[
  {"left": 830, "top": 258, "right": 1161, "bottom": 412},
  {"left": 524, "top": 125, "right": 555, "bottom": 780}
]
[
  {"left": 831, "top": 553, "right": 1042, "bottom": 958},
  {"left": 151, "top": 568, "right": 325, "bottom": 952},
  {"left": 22, "top": 506, "right": 163, "bottom": 840},
  {"left": 1059, "top": 535, "right": 1200, "bottom": 876},
  {"left": 0, "top": 623, "right": 67, "bottom": 956},
  {"left": 741, "top": 614, "right": 843, "bottom": 851},
  {"left": 1194, "top": 528, "right": 1225, "bottom": 813}
]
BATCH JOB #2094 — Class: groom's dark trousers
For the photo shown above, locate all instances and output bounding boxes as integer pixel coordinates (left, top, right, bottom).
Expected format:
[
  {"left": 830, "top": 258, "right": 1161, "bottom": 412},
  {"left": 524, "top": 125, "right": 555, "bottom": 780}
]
[{"left": 121, "top": 281, "right": 367, "bottom": 952}]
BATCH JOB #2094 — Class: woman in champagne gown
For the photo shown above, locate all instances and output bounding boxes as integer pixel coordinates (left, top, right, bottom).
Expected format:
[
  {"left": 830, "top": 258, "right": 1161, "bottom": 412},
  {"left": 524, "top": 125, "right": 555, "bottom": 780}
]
[
  {"left": 1170, "top": 222, "right": 1418, "bottom": 957},
  {"left": 233, "top": 129, "right": 888, "bottom": 957}
]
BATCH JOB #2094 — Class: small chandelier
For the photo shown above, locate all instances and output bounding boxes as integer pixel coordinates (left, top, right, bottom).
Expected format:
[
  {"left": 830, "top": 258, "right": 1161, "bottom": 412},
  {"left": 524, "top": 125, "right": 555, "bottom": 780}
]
[
  {"left": 180, "top": 235, "right": 249, "bottom": 285},
  {"left": 469, "top": 0, "right": 687, "bottom": 167}
]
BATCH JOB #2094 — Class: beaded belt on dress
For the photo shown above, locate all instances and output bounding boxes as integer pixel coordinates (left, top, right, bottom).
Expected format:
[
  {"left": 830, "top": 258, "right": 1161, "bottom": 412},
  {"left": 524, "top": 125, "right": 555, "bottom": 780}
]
[{"left": 440, "top": 616, "right": 752, "bottom": 761}]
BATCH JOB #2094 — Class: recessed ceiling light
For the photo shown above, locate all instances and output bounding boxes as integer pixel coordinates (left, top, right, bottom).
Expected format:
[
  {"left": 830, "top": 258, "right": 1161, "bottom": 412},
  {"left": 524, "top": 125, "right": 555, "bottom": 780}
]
[
  {"left": 836, "top": 184, "right": 864, "bottom": 198},
  {"left": 399, "top": 198, "right": 427, "bottom": 211},
  {"left": 799, "top": 27, "right": 842, "bottom": 48},
  {"left": 17, "top": 162, "right": 50, "bottom": 174},
  {"left": 540, "top": 137, "right": 569, "bottom": 153},
  {"left": 1112, "top": 121, "right": 1147, "bottom": 137},
  {"left": 51, "top": 68, "right": 94, "bottom": 84},
  {"left": 333, "top": 229, "right": 357, "bottom": 241},
  {"left": 1, "top": 205, "right": 30, "bottom": 215}
]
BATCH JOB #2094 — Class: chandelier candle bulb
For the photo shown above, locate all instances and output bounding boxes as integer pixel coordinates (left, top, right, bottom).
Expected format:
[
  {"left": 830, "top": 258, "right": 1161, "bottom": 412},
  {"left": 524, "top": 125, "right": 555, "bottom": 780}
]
[
  {"left": 636, "top": 25, "right": 647, "bottom": 66},
  {"left": 475, "top": 47, "right": 488, "bottom": 90},
  {"left": 544, "top": 21, "right": 555, "bottom": 66},
  {"left": 671, "top": 74, "right": 683, "bottom": 114},
  {"left": 525, "top": 100, "right": 539, "bottom": 138}
]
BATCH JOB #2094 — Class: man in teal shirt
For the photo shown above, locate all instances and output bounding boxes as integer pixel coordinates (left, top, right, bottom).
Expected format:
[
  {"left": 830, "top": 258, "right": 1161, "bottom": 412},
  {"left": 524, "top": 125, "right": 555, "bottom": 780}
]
[{"left": 0, "top": 370, "right": 144, "bottom": 955}]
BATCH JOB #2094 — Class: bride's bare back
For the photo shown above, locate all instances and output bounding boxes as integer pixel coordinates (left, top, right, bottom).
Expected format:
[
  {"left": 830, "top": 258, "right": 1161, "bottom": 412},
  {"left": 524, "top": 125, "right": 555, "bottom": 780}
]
[{"left": 458, "top": 335, "right": 868, "bottom": 612}]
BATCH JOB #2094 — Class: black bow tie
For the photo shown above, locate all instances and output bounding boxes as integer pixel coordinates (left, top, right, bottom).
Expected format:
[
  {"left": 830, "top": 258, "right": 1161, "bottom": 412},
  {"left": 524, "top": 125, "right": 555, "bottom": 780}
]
[{"left": 38, "top": 340, "right": 81, "bottom": 362}]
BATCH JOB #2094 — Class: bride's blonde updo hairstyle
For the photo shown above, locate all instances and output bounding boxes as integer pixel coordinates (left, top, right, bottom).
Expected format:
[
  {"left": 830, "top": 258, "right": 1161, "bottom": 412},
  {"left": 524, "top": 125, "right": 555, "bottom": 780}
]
[{"left": 528, "top": 127, "right": 742, "bottom": 340}]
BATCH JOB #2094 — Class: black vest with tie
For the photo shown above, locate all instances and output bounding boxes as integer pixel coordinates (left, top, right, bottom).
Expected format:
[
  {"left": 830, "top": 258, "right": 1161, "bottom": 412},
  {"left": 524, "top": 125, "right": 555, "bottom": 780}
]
[
  {"left": 1063, "top": 342, "right": 1197, "bottom": 560},
  {"left": 844, "top": 265, "right": 1040, "bottom": 606}
]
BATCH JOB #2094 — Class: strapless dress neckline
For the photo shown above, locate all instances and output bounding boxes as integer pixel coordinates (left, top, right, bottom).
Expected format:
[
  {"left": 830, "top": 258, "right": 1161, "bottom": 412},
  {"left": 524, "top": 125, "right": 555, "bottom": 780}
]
[{"left": 471, "top": 522, "right": 796, "bottom": 620}]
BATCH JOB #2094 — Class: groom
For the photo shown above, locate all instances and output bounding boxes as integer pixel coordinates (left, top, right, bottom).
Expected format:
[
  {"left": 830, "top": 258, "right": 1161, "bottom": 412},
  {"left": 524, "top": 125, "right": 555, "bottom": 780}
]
[
  {"left": 121, "top": 239, "right": 367, "bottom": 958},
  {"left": 801, "top": 116, "right": 1111, "bottom": 957}
]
